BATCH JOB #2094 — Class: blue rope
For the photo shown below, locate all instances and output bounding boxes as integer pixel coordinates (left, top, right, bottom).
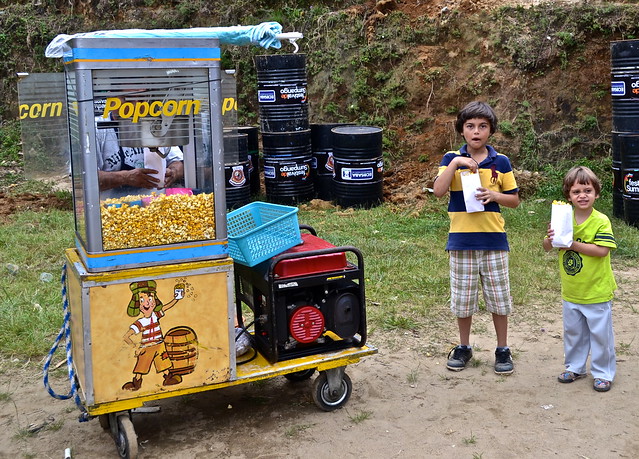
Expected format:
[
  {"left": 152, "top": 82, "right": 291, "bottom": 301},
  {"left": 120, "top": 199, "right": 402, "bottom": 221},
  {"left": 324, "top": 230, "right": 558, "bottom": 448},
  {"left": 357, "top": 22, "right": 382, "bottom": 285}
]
[{"left": 42, "top": 263, "right": 88, "bottom": 422}]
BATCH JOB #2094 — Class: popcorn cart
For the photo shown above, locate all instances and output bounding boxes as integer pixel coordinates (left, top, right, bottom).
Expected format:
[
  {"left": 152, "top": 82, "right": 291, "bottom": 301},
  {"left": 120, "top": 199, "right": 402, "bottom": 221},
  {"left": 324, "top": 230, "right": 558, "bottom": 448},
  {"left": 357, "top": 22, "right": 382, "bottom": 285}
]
[{"left": 43, "top": 28, "right": 376, "bottom": 459}]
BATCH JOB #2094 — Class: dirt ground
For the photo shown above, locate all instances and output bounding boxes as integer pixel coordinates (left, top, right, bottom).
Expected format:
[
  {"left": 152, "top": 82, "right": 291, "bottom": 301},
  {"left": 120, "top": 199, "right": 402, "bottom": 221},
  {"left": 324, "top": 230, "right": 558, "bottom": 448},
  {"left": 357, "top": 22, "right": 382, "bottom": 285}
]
[{"left": 0, "top": 266, "right": 637, "bottom": 459}]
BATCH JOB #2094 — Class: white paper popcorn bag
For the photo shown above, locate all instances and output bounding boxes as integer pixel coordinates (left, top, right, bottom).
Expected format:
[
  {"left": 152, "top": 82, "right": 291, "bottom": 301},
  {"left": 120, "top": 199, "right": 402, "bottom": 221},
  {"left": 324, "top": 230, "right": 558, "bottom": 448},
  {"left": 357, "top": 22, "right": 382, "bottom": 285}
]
[
  {"left": 551, "top": 200, "right": 573, "bottom": 248},
  {"left": 460, "top": 171, "right": 485, "bottom": 213}
]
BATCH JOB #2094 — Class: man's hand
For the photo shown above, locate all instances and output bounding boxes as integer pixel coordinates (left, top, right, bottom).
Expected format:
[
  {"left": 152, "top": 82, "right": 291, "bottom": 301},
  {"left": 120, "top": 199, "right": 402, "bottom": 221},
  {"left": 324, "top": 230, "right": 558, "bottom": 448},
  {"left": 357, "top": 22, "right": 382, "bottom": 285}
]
[
  {"left": 127, "top": 168, "right": 160, "bottom": 188},
  {"left": 164, "top": 161, "right": 184, "bottom": 188}
]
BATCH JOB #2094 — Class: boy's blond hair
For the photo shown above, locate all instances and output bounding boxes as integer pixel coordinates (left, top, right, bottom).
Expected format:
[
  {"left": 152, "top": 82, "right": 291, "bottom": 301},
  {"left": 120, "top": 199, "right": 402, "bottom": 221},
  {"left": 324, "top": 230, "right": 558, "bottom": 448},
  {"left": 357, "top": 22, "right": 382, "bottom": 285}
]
[{"left": 562, "top": 166, "right": 601, "bottom": 199}]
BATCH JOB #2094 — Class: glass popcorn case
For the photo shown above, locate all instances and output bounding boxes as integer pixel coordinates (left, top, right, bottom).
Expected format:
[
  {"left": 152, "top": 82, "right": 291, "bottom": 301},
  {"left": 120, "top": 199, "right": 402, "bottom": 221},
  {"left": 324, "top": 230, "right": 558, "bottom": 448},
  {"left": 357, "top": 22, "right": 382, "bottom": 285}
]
[{"left": 63, "top": 36, "right": 227, "bottom": 271}]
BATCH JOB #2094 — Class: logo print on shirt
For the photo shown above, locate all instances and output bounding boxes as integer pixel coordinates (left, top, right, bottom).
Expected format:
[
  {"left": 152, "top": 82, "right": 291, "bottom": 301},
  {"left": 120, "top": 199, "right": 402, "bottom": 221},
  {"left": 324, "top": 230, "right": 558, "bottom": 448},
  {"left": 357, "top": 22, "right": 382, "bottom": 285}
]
[{"left": 562, "top": 250, "right": 583, "bottom": 276}]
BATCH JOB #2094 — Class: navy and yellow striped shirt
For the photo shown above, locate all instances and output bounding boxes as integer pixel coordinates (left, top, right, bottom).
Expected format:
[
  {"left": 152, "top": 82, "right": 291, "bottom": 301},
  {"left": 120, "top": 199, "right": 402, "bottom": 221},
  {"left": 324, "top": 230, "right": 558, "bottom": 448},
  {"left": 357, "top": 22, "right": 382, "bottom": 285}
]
[{"left": 437, "top": 145, "right": 518, "bottom": 251}]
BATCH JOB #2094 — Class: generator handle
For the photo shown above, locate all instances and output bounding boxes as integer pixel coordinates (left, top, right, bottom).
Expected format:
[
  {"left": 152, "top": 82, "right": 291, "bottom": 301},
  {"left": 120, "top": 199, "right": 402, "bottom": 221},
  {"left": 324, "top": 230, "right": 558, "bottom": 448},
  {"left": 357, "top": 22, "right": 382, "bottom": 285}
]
[{"left": 298, "top": 224, "right": 317, "bottom": 236}]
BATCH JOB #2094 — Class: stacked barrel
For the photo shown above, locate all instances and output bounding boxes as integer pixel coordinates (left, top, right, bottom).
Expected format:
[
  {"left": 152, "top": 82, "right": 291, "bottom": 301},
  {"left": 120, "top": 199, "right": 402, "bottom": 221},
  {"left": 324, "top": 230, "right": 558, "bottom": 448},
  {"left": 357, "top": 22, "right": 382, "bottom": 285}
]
[
  {"left": 255, "top": 54, "right": 313, "bottom": 205},
  {"left": 234, "top": 126, "right": 261, "bottom": 197},
  {"left": 611, "top": 39, "right": 639, "bottom": 228},
  {"left": 222, "top": 70, "right": 254, "bottom": 210},
  {"left": 223, "top": 131, "right": 251, "bottom": 210}
]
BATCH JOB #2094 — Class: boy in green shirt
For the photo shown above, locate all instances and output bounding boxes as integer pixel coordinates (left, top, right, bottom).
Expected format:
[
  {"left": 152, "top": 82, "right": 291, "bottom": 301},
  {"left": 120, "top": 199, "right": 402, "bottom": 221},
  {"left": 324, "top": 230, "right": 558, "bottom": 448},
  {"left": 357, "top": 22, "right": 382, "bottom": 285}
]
[{"left": 543, "top": 166, "right": 617, "bottom": 392}]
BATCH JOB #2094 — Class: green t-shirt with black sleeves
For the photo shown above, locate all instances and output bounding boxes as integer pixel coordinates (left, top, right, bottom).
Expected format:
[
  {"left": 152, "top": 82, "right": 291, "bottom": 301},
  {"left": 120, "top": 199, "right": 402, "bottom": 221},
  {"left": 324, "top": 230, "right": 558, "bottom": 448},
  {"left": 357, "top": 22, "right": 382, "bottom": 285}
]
[{"left": 560, "top": 208, "right": 617, "bottom": 304}]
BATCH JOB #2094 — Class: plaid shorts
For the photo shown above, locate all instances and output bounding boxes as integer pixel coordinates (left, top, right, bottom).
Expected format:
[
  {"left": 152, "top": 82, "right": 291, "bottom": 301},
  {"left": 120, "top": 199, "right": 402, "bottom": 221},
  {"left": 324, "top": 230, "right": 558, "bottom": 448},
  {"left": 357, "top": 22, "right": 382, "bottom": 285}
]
[{"left": 449, "top": 250, "right": 513, "bottom": 318}]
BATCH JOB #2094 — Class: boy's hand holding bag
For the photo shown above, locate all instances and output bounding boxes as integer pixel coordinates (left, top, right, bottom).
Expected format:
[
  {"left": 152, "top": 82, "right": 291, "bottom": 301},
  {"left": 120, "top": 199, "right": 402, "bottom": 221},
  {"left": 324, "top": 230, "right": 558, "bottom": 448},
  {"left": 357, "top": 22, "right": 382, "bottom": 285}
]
[
  {"left": 460, "top": 170, "right": 485, "bottom": 213},
  {"left": 550, "top": 200, "right": 573, "bottom": 248}
]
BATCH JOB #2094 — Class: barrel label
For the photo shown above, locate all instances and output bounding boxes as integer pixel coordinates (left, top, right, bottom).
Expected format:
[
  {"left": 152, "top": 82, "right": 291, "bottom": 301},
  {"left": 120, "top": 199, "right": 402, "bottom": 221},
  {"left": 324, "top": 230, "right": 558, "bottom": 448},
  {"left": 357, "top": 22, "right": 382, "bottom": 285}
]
[
  {"left": 258, "top": 90, "right": 276, "bottom": 103},
  {"left": 341, "top": 167, "right": 374, "bottom": 181},
  {"left": 325, "top": 153, "right": 335, "bottom": 172},
  {"left": 225, "top": 162, "right": 249, "bottom": 187},
  {"left": 264, "top": 161, "right": 311, "bottom": 181},
  {"left": 264, "top": 165, "right": 276, "bottom": 179},
  {"left": 611, "top": 76, "right": 639, "bottom": 98},
  {"left": 280, "top": 163, "right": 310, "bottom": 179},
  {"left": 258, "top": 84, "right": 307, "bottom": 104},
  {"left": 624, "top": 171, "right": 639, "bottom": 195}
]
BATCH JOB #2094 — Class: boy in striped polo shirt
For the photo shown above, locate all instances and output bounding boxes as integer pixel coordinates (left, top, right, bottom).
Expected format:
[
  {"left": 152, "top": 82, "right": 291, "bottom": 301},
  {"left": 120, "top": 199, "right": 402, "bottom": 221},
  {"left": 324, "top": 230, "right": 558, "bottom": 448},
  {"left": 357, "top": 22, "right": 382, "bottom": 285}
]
[{"left": 433, "top": 101, "right": 520, "bottom": 374}]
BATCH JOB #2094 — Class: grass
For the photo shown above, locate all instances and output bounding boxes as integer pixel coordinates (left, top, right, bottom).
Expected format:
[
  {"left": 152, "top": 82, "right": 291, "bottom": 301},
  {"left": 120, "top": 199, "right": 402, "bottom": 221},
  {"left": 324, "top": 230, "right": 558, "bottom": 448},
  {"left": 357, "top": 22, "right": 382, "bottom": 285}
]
[
  {"left": 1, "top": 165, "right": 638, "bottom": 360},
  {"left": 284, "top": 423, "right": 313, "bottom": 438},
  {"left": 463, "top": 431, "right": 477, "bottom": 445},
  {"left": 348, "top": 409, "right": 373, "bottom": 424}
]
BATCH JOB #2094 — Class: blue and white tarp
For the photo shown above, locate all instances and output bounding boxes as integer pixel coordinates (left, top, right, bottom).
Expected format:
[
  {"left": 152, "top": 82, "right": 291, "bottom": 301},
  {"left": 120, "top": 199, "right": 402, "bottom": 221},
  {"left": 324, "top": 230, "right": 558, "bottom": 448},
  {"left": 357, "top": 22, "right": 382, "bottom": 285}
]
[{"left": 45, "top": 22, "right": 285, "bottom": 58}]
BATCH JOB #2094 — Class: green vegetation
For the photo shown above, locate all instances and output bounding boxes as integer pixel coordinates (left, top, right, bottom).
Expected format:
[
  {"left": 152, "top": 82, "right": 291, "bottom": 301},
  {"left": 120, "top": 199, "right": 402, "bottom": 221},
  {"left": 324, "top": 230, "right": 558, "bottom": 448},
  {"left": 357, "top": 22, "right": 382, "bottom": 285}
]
[
  {"left": 1, "top": 2, "right": 638, "bottom": 166},
  {"left": 1, "top": 156, "right": 638, "bottom": 359},
  {"left": 0, "top": 120, "right": 22, "bottom": 166},
  {"left": 1, "top": 2, "right": 639, "bottom": 365}
]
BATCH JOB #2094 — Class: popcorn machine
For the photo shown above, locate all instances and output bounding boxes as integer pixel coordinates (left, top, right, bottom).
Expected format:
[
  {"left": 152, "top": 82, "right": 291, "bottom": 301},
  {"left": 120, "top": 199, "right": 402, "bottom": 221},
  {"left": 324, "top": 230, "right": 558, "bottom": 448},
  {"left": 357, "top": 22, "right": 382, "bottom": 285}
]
[
  {"left": 64, "top": 35, "right": 228, "bottom": 271},
  {"left": 60, "top": 33, "right": 237, "bottom": 455},
  {"left": 44, "top": 28, "right": 377, "bottom": 459}
]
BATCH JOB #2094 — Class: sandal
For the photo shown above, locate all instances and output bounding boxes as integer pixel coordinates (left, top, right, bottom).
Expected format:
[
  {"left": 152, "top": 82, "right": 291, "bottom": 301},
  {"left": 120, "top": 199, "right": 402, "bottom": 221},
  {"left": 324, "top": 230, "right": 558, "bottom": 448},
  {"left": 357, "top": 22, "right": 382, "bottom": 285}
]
[
  {"left": 557, "top": 371, "right": 585, "bottom": 383},
  {"left": 593, "top": 378, "right": 611, "bottom": 392}
]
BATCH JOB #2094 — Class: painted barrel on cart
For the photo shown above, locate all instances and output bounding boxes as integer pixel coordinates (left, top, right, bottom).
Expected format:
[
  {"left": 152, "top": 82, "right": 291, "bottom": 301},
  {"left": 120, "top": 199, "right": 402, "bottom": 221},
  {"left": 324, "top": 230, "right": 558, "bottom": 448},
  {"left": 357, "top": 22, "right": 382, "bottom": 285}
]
[
  {"left": 255, "top": 53, "right": 308, "bottom": 132},
  {"left": 164, "top": 327, "right": 199, "bottom": 376},
  {"left": 611, "top": 39, "right": 639, "bottom": 132}
]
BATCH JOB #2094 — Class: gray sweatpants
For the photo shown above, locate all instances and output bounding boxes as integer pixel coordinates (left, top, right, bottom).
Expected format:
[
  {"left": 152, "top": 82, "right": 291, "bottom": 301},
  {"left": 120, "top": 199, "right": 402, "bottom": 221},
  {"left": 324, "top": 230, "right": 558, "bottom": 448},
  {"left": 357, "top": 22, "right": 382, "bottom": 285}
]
[{"left": 562, "top": 300, "right": 616, "bottom": 381}]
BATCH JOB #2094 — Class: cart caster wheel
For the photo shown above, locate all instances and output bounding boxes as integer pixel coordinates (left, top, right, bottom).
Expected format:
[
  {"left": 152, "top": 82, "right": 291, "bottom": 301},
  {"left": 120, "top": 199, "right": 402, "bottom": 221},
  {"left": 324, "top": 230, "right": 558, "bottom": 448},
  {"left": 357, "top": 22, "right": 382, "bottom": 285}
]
[
  {"left": 115, "top": 414, "right": 138, "bottom": 459},
  {"left": 284, "top": 368, "right": 316, "bottom": 382},
  {"left": 98, "top": 414, "right": 110, "bottom": 430},
  {"left": 312, "top": 371, "right": 352, "bottom": 411}
]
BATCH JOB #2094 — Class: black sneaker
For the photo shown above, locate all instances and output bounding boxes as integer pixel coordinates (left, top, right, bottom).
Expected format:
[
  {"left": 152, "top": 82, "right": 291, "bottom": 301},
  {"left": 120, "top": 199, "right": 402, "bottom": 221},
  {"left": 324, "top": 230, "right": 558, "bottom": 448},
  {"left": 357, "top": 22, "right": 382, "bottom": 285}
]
[
  {"left": 446, "top": 345, "right": 473, "bottom": 371},
  {"left": 494, "top": 347, "right": 514, "bottom": 375}
]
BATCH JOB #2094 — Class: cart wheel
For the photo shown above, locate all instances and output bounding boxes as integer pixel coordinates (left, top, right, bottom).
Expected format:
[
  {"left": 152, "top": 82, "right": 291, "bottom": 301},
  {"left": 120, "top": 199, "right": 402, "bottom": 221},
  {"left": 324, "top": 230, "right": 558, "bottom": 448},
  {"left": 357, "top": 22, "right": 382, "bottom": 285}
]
[
  {"left": 312, "top": 372, "right": 352, "bottom": 411},
  {"left": 284, "top": 368, "right": 316, "bottom": 382},
  {"left": 115, "top": 414, "right": 138, "bottom": 459},
  {"left": 98, "top": 414, "right": 110, "bottom": 430}
]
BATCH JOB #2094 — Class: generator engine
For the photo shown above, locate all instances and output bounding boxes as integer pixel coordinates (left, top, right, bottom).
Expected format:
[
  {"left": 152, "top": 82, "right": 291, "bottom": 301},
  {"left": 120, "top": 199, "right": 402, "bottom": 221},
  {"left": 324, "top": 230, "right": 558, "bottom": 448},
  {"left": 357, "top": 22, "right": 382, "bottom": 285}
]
[{"left": 234, "top": 229, "right": 366, "bottom": 363}]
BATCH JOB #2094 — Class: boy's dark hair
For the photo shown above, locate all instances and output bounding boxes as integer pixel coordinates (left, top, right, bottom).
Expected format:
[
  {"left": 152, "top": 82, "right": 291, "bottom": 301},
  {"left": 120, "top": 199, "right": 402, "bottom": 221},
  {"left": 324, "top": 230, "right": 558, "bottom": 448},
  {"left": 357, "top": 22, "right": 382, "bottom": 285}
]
[
  {"left": 562, "top": 166, "right": 601, "bottom": 199},
  {"left": 455, "top": 101, "right": 498, "bottom": 134}
]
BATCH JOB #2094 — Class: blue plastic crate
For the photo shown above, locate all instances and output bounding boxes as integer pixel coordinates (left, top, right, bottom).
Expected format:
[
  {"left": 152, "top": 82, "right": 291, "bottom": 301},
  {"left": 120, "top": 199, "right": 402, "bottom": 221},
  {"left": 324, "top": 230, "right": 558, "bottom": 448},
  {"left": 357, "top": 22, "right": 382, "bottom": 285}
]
[{"left": 227, "top": 202, "right": 302, "bottom": 267}]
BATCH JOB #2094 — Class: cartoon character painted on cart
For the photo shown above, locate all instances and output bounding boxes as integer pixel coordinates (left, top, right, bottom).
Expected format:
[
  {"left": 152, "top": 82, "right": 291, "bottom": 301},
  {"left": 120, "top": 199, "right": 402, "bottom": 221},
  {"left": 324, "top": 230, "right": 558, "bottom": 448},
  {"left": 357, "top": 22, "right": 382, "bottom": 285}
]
[{"left": 121, "top": 280, "right": 184, "bottom": 391}]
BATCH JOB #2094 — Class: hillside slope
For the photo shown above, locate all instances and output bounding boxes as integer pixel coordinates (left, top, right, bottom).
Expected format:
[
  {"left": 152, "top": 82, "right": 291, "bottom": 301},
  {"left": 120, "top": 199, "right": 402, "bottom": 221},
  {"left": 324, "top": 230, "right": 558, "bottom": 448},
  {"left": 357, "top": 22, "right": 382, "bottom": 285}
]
[{"left": 1, "top": 0, "right": 639, "bottom": 200}]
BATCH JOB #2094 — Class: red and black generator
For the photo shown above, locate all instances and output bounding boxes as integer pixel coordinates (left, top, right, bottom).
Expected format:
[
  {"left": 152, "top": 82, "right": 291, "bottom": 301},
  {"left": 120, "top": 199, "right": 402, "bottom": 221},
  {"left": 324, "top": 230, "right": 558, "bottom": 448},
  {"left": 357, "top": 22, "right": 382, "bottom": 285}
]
[{"left": 234, "top": 225, "right": 367, "bottom": 363}]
